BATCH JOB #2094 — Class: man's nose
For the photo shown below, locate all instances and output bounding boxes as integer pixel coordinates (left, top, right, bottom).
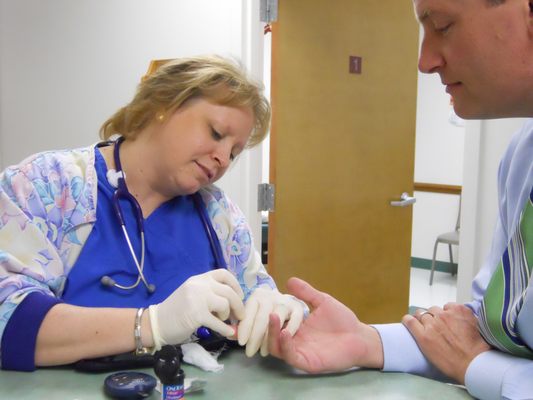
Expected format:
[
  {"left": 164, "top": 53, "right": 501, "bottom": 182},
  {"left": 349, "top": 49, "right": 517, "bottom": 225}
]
[{"left": 418, "top": 35, "right": 445, "bottom": 74}]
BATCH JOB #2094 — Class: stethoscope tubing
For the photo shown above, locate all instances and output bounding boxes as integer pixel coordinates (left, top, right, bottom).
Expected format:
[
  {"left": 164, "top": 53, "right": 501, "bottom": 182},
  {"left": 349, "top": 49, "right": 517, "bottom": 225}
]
[{"left": 101, "top": 137, "right": 225, "bottom": 294}]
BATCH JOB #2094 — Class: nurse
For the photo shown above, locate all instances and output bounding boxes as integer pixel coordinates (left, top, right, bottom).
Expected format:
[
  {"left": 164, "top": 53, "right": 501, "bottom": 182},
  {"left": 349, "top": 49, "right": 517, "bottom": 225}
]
[{"left": 0, "top": 55, "right": 305, "bottom": 371}]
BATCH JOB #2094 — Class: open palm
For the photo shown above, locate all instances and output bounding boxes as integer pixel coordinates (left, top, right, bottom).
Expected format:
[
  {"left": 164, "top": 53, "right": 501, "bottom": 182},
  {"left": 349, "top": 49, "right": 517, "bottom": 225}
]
[{"left": 268, "top": 278, "right": 383, "bottom": 373}]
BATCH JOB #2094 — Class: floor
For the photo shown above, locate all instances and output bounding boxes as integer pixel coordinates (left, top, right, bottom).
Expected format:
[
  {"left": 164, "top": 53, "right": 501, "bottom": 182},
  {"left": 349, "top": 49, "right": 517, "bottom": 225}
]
[{"left": 409, "top": 267, "right": 457, "bottom": 310}]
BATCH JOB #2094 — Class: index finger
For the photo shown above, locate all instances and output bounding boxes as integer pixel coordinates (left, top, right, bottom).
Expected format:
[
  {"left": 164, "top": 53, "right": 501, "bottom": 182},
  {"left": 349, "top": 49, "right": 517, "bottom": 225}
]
[
  {"left": 402, "top": 314, "right": 426, "bottom": 340},
  {"left": 211, "top": 281, "right": 246, "bottom": 320},
  {"left": 286, "top": 277, "right": 328, "bottom": 310},
  {"left": 201, "top": 313, "right": 236, "bottom": 338},
  {"left": 210, "top": 269, "right": 245, "bottom": 299}
]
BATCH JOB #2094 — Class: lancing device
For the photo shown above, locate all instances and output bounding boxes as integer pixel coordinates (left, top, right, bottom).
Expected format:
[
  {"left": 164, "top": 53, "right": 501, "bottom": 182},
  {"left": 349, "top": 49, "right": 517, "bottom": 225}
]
[
  {"left": 154, "top": 345, "right": 185, "bottom": 400},
  {"left": 195, "top": 326, "right": 212, "bottom": 340}
]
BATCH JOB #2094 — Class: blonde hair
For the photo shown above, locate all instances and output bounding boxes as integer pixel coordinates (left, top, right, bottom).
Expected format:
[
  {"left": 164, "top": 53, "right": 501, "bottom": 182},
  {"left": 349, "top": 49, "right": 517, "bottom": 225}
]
[{"left": 100, "top": 55, "right": 271, "bottom": 147}]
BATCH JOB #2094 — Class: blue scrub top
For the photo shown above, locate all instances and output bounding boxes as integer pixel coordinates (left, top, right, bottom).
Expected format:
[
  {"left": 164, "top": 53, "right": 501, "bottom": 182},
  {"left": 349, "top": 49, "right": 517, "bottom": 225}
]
[{"left": 61, "top": 147, "right": 217, "bottom": 307}]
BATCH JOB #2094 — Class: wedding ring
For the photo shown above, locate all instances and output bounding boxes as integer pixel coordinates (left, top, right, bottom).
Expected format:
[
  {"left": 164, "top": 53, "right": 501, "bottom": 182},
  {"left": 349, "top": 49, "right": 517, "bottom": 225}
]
[{"left": 419, "top": 310, "right": 435, "bottom": 318}]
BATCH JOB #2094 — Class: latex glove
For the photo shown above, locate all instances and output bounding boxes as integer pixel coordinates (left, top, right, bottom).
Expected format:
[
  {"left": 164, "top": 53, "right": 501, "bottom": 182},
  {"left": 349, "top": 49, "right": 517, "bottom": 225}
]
[
  {"left": 238, "top": 287, "right": 305, "bottom": 357},
  {"left": 149, "top": 269, "right": 245, "bottom": 350}
]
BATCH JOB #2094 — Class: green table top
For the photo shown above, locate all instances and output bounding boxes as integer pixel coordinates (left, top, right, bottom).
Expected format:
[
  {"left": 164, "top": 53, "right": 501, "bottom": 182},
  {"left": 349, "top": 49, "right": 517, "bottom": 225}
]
[{"left": 0, "top": 349, "right": 473, "bottom": 399}]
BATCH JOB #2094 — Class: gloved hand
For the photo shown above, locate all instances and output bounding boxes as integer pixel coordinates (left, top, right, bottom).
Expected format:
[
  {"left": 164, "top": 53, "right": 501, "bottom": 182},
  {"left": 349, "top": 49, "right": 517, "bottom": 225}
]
[
  {"left": 237, "top": 287, "right": 305, "bottom": 357},
  {"left": 148, "top": 269, "right": 245, "bottom": 350}
]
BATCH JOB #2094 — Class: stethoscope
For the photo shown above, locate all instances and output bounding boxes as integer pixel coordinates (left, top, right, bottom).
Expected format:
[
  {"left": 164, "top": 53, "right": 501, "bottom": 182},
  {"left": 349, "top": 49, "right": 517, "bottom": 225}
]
[{"left": 99, "top": 136, "right": 225, "bottom": 294}]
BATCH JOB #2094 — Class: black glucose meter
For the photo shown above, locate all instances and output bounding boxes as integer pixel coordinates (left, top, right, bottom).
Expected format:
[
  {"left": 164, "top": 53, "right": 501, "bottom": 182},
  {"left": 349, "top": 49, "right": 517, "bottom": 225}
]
[{"left": 103, "top": 371, "right": 157, "bottom": 399}]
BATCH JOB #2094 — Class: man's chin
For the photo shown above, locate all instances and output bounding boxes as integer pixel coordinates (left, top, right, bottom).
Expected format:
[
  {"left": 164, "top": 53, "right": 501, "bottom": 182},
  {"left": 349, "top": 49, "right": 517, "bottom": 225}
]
[
  {"left": 453, "top": 106, "right": 489, "bottom": 120},
  {"left": 454, "top": 101, "right": 528, "bottom": 120}
]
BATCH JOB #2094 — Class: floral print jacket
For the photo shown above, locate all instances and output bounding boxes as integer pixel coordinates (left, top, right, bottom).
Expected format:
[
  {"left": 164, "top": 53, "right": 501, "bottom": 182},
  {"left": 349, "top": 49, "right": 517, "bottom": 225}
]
[{"left": 0, "top": 145, "right": 275, "bottom": 367}]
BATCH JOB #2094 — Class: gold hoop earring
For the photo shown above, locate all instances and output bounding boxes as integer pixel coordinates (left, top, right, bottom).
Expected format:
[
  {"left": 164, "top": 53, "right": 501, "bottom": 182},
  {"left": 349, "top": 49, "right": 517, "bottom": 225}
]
[{"left": 157, "top": 114, "right": 165, "bottom": 122}]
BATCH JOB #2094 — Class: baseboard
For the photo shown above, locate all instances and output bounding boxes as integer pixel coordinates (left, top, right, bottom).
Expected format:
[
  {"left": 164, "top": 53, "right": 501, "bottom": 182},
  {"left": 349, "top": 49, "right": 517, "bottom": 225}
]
[{"left": 411, "top": 257, "right": 457, "bottom": 274}]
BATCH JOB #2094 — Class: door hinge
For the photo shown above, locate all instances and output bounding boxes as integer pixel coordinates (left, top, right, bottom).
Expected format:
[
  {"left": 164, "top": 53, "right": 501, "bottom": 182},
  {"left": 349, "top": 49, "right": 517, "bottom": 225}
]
[
  {"left": 260, "top": 0, "right": 278, "bottom": 23},
  {"left": 257, "top": 183, "right": 275, "bottom": 211}
]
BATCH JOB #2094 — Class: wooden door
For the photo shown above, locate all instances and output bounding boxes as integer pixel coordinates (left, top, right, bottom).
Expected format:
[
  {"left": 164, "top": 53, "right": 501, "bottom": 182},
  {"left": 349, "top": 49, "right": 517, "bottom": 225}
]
[{"left": 269, "top": 0, "right": 419, "bottom": 323}]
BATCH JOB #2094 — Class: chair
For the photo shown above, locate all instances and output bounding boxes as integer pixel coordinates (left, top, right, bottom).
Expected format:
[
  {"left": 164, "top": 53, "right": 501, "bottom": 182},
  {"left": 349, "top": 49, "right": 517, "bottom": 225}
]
[{"left": 429, "top": 197, "right": 461, "bottom": 285}]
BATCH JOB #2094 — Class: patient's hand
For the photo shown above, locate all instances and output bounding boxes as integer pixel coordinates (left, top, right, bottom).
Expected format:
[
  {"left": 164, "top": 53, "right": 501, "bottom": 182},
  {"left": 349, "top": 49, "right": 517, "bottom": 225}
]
[
  {"left": 267, "top": 277, "right": 384, "bottom": 373},
  {"left": 402, "top": 303, "right": 490, "bottom": 384}
]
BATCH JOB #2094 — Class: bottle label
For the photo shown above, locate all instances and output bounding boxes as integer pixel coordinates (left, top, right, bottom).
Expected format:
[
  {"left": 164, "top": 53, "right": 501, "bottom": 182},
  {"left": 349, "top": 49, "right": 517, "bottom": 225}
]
[{"left": 162, "top": 383, "right": 184, "bottom": 400}]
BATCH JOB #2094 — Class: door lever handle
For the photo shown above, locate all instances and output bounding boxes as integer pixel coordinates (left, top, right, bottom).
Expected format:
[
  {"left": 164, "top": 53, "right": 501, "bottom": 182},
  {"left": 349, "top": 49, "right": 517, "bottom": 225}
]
[{"left": 390, "top": 192, "right": 416, "bottom": 207}]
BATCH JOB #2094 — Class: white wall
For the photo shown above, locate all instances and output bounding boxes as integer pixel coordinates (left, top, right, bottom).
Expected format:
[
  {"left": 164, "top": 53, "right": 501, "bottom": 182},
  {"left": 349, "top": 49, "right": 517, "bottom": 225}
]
[
  {"left": 411, "top": 191, "right": 461, "bottom": 262},
  {"left": 0, "top": 0, "right": 265, "bottom": 251},
  {"left": 414, "top": 73, "right": 465, "bottom": 186},
  {"left": 411, "top": 57, "right": 465, "bottom": 263}
]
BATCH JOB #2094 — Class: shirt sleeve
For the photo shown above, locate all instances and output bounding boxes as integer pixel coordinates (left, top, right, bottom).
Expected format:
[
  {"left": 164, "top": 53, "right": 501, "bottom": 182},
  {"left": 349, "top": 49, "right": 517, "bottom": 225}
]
[
  {"left": 0, "top": 174, "right": 66, "bottom": 370},
  {"left": 465, "top": 350, "right": 533, "bottom": 400},
  {"left": 0, "top": 149, "right": 95, "bottom": 371},
  {"left": 373, "top": 323, "right": 447, "bottom": 380},
  {"left": 466, "top": 214, "right": 507, "bottom": 316},
  {"left": 1, "top": 292, "right": 61, "bottom": 371},
  {"left": 466, "top": 148, "right": 512, "bottom": 315}
]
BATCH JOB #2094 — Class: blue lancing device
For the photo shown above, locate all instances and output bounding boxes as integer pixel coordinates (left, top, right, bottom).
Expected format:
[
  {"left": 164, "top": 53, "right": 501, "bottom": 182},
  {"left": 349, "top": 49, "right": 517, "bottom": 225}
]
[{"left": 196, "top": 326, "right": 212, "bottom": 340}]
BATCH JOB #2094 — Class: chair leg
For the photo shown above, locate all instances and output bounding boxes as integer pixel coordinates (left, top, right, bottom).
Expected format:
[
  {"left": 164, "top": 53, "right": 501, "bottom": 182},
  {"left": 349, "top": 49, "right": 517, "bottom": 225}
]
[
  {"left": 448, "top": 244, "right": 456, "bottom": 276},
  {"left": 429, "top": 241, "right": 439, "bottom": 286}
]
